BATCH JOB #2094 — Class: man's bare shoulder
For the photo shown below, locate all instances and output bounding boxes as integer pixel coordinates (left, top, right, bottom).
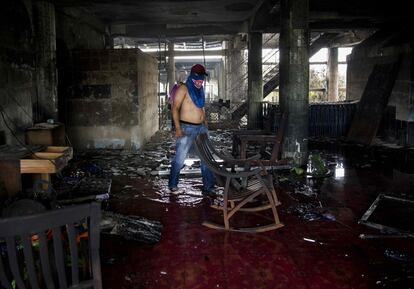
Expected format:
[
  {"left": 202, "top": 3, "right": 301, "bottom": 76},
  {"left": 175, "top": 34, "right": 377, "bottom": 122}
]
[
  {"left": 176, "top": 83, "right": 188, "bottom": 93},
  {"left": 175, "top": 84, "right": 188, "bottom": 99}
]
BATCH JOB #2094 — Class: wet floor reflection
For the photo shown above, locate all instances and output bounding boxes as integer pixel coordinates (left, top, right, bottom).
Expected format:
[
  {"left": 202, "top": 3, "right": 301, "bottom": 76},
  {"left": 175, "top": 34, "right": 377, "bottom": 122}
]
[
  {"left": 91, "top": 131, "right": 414, "bottom": 289},
  {"left": 152, "top": 177, "right": 206, "bottom": 207}
]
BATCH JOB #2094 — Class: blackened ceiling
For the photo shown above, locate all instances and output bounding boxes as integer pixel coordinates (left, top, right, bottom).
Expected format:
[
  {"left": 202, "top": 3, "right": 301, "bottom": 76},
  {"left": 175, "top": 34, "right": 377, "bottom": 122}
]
[{"left": 54, "top": 0, "right": 412, "bottom": 41}]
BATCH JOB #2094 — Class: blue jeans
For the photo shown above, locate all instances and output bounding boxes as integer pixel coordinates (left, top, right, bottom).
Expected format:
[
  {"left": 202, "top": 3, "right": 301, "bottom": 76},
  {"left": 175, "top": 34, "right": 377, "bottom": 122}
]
[{"left": 168, "top": 123, "right": 215, "bottom": 193}]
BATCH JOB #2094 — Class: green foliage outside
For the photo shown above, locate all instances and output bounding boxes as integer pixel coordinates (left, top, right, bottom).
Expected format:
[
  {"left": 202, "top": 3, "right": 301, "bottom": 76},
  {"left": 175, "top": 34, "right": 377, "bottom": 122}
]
[{"left": 309, "top": 65, "right": 347, "bottom": 102}]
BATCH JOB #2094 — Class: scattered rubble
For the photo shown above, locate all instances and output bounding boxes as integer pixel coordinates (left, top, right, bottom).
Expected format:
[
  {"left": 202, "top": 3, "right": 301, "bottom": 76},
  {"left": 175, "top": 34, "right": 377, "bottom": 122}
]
[
  {"left": 101, "top": 211, "right": 163, "bottom": 244},
  {"left": 384, "top": 249, "right": 413, "bottom": 262},
  {"left": 283, "top": 203, "right": 336, "bottom": 221}
]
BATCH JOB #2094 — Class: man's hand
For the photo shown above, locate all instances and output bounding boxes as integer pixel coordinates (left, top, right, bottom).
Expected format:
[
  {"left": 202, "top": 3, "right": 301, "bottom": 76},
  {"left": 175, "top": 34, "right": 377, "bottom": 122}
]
[{"left": 175, "top": 128, "right": 184, "bottom": 138}]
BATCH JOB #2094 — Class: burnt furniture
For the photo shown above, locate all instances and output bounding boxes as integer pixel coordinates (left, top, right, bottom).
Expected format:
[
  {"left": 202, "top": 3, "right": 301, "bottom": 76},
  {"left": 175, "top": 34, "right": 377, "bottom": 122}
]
[
  {"left": 195, "top": 133, "right": 284, "bottom": 232},
  {"left": 0, "top": 202, "right": 102, "bottom": 289},
  {"left": 25, "top": 122, "right": 66, "bottom": 146},
  {"left": 232, "top": 113, "right": 288, "bottom": 166},
  {"left": 204, "top": 134, "right": 281, "bottom": 206},
  {"left": 0, "top": 145, "right": 73, "bottom": 198}
]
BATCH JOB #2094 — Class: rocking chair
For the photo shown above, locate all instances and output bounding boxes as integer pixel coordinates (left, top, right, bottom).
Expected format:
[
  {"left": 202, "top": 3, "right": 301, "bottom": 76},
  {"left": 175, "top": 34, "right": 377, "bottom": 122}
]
[
  {"left": 202, "top": 134, "right": 281, "bottom": 207},
  {"left": 195, "top": 133, "right": 284, "bottom": 232}
]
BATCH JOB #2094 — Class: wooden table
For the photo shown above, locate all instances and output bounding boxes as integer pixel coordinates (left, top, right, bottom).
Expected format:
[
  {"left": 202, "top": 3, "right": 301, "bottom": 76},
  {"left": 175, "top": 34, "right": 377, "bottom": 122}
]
[
  {"left": 232, "top": 113, "right": 287, "bottom": 165},
  {"left": 20, "top": 146, "right": 73, "bottom": 174},
  {"left": 0, "top": 145, "right": 73, "bottom": 198},
  {"left": 232, "top": 130, "right": 276, "bottom": 159}
]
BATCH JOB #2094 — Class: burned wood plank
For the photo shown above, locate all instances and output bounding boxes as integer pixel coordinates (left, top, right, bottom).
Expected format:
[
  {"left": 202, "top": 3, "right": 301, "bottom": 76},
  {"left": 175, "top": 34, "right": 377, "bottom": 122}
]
[{"left": 0, "top": 144, "right": 45, "bottom": 159}]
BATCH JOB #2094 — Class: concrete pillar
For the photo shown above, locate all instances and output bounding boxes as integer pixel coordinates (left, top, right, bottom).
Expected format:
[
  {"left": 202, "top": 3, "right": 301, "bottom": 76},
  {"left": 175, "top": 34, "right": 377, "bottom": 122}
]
[
  {"left": 247, "top": 32, "right": 263, "bottom": 129},
  {"left": 279, "top": 0, "right": 309, "bottom": 166},
  {"left": 34, "top": 0, "right": 57, "bottom": 122},
  {"left": 167, "top": 41, "right": 175, "bottom": 93},
  {"left": 224, "top": 40, "right": 231, "bottom": 100},
  {"left": 327, "top": 47, "right": 339, "bottom": 102},
  {"left": 225, "top": 35, "right": 247, "bottom": 103},
  {"left": 219, "top": 59, "right": 226, "bottom": 100}
]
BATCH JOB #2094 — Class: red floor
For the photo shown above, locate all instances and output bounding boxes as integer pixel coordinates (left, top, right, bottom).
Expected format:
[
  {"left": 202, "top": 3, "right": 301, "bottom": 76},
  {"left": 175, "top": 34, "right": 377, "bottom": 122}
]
[{"left": 100, "top": 142, "right": 414, "bottom": 289}]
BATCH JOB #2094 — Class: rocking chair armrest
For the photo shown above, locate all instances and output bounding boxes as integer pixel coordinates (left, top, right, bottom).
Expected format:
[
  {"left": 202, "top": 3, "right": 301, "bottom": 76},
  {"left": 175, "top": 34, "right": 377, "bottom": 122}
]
[
  {"left": 222, "top": 154, "right": 261, "bottom": 167},
  {"left": 219, "top": 167, "right": 262, "bottom": 178}
]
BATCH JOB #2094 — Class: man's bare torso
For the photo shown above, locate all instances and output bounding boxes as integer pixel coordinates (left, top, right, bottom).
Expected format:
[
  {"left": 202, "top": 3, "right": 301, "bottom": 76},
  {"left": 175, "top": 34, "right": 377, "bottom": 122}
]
[{"left": 176, "top": 85, "right": 204, "bottom": 124}]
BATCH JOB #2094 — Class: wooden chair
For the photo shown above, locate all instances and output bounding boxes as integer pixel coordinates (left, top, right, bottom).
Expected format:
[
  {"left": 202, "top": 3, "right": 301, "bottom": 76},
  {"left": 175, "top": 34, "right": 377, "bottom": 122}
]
[
  {"left": 0, "top": 202, "right": 102, "bottom": 289},
  {"left": 203, "top": 134, "right": 281, "bottom": 207},
  {"left": 195, "top": 133, "right": 284, "bottom": 232},
  {"left": 233, "top": 112, "right": 289, "bottom": 166}
]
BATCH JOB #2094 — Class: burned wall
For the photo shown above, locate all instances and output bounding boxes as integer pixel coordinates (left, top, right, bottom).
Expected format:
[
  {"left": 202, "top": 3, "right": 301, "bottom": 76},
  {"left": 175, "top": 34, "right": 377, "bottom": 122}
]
[
  {"left": 0, "top": 0, "right": 110, "bottom": 146},
  {"left": 136, "top": 51, "right": 159, "bottom": 146},
  {"left": 56, "top": 7, "right": 106, "bottom": 50},
  {"left": 346, "top": 29, "right": 414, "bottom": 146},
  {"left": 65, "top": 49, "right": 158, "bottom": 150},
  {"left": 0, "top": 0, "right": 35, "bottom": 145},
  {"left": 55, "top": 7, "right": 107, "bottom": 124}
]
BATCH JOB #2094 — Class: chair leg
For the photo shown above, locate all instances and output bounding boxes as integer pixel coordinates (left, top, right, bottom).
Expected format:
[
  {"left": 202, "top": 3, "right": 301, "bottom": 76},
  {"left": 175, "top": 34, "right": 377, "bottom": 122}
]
[
  {"left": 223, "top": 177, "right": 231, "bottom": 230},
  {"left": 271, "top": 185, "right": 281, "bottom": 206},
  {"left": 263, "top": 182, "right": 282, "bottom": 226},
  {"left": 264, "top": 174, "right": 281, "bottom": 206}
]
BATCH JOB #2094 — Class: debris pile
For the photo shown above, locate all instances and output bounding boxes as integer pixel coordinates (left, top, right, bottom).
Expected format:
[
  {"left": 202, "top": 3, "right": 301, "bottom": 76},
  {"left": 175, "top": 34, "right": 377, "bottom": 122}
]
[
  {"left": 284, "top": 203, "right": 335, "bottom": 221},
  {"left": 101, "top": 211, "right": 163, "bottom": 244}
]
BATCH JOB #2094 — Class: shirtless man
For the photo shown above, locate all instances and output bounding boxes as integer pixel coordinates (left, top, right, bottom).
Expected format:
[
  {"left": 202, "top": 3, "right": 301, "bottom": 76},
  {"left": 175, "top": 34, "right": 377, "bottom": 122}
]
[
  {"left": 168, "top": 64, "right": 215, "bottom": 194},
  {"left": 171, "top": 85, "right": 206, "bottom": 137}
]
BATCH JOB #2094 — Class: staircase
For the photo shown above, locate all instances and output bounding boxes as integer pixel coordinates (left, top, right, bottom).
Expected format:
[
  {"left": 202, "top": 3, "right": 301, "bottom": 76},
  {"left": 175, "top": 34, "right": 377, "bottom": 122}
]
[{"left": 231, "top": 32, "right": 340, "bottom": 122}]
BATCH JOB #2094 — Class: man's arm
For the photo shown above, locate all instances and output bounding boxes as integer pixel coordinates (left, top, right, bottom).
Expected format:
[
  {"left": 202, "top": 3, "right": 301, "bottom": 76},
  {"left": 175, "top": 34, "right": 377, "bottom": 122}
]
[{"left": 172, "top": 85, "right": 186, "bottom": 137}]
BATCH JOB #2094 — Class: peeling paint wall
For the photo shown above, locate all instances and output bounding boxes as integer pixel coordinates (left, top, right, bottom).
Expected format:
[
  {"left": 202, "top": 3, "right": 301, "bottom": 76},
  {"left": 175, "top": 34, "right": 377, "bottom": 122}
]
[{"left": 65, "top": 49, "right": 158, "bottom": 150}]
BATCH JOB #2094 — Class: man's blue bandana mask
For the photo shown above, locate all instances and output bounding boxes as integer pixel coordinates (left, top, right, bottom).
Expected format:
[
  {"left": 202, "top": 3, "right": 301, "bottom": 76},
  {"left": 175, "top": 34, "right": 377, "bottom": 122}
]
[{"left": 186, "top": 72, "right": 205, "bottom": 108}]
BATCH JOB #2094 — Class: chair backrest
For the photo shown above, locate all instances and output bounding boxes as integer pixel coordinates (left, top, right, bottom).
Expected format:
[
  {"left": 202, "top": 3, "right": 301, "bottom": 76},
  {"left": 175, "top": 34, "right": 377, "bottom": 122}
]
[
  {"left": 195, "top": 133, "right": 228, "bottom": 176},
  {"left": 0, "top": 202, "right": 102, "bottom": 289},
  {"left": 201, "top": 134, "right": 229, "bottom": 161}
]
